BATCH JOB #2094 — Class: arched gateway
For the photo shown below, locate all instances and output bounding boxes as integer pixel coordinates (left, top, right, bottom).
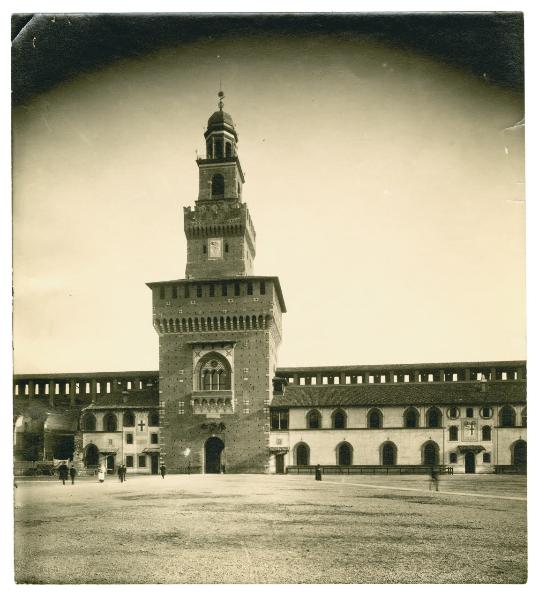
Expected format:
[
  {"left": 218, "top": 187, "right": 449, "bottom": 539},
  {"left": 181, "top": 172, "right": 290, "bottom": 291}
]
[{"left": 205, "top": 437, "right": 224, "bottom": 473}]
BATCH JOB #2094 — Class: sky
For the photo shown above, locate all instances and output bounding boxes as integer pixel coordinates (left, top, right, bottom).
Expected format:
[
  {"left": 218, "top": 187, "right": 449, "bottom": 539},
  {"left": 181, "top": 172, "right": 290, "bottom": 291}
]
[{"left": 12, "top": 19, "right": 525, "bottom": 373}]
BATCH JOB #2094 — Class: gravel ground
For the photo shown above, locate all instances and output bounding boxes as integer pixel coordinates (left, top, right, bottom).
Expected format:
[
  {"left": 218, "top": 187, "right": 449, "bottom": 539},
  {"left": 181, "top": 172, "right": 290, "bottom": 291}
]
[{"left": 13, "top": 473, "right": 527, "bottom": 584}]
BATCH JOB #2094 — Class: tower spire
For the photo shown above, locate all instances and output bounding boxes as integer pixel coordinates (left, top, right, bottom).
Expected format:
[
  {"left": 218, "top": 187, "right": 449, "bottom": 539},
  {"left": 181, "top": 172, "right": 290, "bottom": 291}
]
[{"left": 218, "top": 88, "right": 225, "bottom": 111}]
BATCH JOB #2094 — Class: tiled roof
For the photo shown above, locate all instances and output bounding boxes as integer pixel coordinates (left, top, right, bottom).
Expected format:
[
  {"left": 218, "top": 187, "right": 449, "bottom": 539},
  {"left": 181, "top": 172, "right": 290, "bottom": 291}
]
[
  {"left": 271, "top": 381, "right": 526, "bottom": 408},
  {"left": 83, "top": 389, "right": 159, "bottom": 410}
]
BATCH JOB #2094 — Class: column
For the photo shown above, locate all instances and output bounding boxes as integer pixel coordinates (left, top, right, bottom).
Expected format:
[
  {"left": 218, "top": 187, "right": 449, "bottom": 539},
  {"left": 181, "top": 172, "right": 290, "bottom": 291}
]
[
  {"left": 49, "top": 379, "right": 55, "bottom": 408},
  {"left": 69, "top": 379, "right": 76, "bottom": 407},
  {"left": 91, "top": 379, "right": 97, "bottom": 403}
]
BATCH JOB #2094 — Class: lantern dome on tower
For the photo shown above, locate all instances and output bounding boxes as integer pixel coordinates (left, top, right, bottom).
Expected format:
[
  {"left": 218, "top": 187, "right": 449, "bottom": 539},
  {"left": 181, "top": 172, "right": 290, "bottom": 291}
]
[{"left": 204, "top": 90, "right": 238, "bottom": 140}]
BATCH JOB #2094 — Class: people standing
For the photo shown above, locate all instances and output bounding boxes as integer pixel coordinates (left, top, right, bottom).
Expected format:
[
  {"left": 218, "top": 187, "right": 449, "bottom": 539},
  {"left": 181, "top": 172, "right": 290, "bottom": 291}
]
[
  {"left": 118, "top": 465, "right": 124, "bottom": 483},
  {"left": 98, "top": 465, "right": 106, "bottom": 483},
  {"left": 160, "top": 464, "right": 166, "bottom": 479},
  {"left": 315, "top": 464, "right": 322, "bottom": 481},
  {"left": 58, "top": 462, "right": 68, "bottom": 485},
  {"left": 429, "top": 466, "right": 439, "bottom": 492},
  {"left": 69, "top": 465, "right": 77, "bottom": 485}
]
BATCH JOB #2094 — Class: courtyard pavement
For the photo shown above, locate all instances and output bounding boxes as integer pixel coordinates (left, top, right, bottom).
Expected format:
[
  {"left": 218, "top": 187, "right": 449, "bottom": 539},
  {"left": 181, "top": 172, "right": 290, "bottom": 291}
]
[{"left": 14, "top": 473, "right": 527, "bottom": 584}]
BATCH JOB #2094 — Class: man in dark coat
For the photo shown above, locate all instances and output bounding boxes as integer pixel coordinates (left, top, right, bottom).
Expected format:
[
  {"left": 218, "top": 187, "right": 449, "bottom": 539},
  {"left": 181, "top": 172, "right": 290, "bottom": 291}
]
[
  {"left": 315, "top": 464, "right": 322, "bottom": 481},
  {"left": 58, "top": 462, "right": 68, "bottom": 485},
  {"left": 160, "top": 464, "right": 166, "bottom": 479},
  {"left": 118, "top": 464, "right": 125, "bottom": 483},
  {"left": 69, "top": 465, "right": 77, "bottom": 485}
]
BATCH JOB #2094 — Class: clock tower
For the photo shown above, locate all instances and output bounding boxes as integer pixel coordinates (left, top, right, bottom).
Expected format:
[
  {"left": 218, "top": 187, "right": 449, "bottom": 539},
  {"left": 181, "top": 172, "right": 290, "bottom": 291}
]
[
  {"left": 184, "top": 91, "right": 255, "bottom": 279},
  {"left": 147, "top": 92, "right": 286, "bottom": 474}
]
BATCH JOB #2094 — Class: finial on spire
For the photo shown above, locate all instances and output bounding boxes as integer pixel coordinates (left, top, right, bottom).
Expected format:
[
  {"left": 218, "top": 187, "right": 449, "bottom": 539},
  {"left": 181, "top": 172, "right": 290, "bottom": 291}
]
[{"left": 218, "top": 87, "right": 225, "bottom": 111}]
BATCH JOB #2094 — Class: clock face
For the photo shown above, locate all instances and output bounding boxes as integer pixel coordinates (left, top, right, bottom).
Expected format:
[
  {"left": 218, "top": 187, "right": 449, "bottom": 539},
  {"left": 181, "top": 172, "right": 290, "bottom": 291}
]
[{"left": 208, "top": 238, "right": 223, "bottom": 258}]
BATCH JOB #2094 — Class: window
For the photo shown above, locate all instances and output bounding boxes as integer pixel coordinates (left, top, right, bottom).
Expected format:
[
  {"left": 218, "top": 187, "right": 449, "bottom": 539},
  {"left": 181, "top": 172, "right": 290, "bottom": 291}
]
[
  {"left": 82, "top": 413, "right": 96, "bottom": 432},
  {"left": 499, "top": 406, "right": 516, "bottom": 428},
  {"left": 172, "top": 286, "right": 178, "bottom": 299},
  {"left": 512, "top": 440, "right": 527, "bottom": 466},
  {"left": 222, "top": 284, "right": 228, "bottom": 296},
  {"left": 332, "top": 410, "right": 347, "bottom": 429},
  {"left": 522, "top": 407, "right": 527, "bottom": 427},
  {"left": 126, "top": 433, "right": 133, "bottom": 444},
  {"left": 449, "top": 426, "right": 459, "bottom": 441},
  {"left": 480, "top": 406, "right": 493, "bottom": 418},
  {"left": 209, "top": 284, "right": 215, "bottom": 297},
  {"left": 198, "top": 354, "right": 231, "bottom": 391},
  {"left": 367, "top": 408, "right": 383, "bottom": 429},
  {"left": 403, "top": 407, "right": 419, "bottom": 428},
  {"left": 423, "top": 442, "right": 439, "bottom": 466},
  {"left": 449, "top": 452, "right": 458, "bottom": 464},
  {"left": 138, "top": 455, "right": 147, "bottom": 468},
  {"left": 466, "top": 408, "right": 474, "bottom": 418},
  {"left": 426, "top": 407, "right": 442, "bottom": 428},
  {"left": 184, "top": 285, "right": 190, "bottom": 298},
  {"left": 211, "top": 174, "right": 225, "bottom": 197},
  {"left": 260, "top": 280, "right": 266, "bottom": 295},
  {"left": 159, "top": 286, "right": 165, "bottom": 300},
  {"left": 104, "top": 413, "right": 117, "bottom": 432},
  {"left": 125, "top": 456, "right": 134, "bottom": 468},
  {"left": 234, "top": 282, "right": 241, "bottom": 296},
  {"left": 270, "top": 409, "right": 289, "bottom": 430},
  {"left": 225, "top": 142, "right": 232, "bottom": 157},
  {"left": 148, "top": 412, "right": 159, "bottom": 427},
  {"left": 225, "top": 242, "right": 229, "bottom": 253},
  {"left": 481, "top": 425, "right": 491, "bottom": 441},
  {"left": 483, "top": 452, "right": 491, "bottom": 463},
  {"left": 215, "top": 140, "right": 223, "bottom": 159},
  {"left": 203, "top": 244, "right": 207, "bottom": 254},
  {"left": 306, "top": 409, "right": 321, "bottom": 429},
  {"left": 447, "top": 406, "right": 460, "bottom": 419},
  {"left": 247, "top": 282, "right": 253, "bottom": 295},
  {"left": 123, "top": 411, "right": 135, "bottom": 427},
  {"left": 197, "top": 286, "right": 203, "bottom": 298},
  {"left": 151, "top": 433, "right": 158, "bottom": 444}
]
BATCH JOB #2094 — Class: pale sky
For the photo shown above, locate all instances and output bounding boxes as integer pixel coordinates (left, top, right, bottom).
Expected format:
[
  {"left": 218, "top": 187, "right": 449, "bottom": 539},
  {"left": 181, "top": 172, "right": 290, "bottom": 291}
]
[{"left": 12, "top": 33, "right": 525, "bottom": 373}]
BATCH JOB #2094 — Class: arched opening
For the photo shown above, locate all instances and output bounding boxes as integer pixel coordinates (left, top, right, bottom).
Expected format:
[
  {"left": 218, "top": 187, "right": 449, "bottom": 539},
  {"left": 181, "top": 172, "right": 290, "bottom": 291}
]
[
  {"left": 381, "top": 442, "right": 397, "bottom": 466},
  {"left": 512, "top": 440, "right": 527, "bottom": 466},
  {"left": 211, "top": 174, "right": 225, "bottom": 197},
  {"left": 332, "top": 409, "right": 347, "bottom": 429},
  {"left": 148, "top": 411, "right": 159, "bottom": 427},
  {"left": 196, "top": 353, "right": 232, "bottom": 391},
  {"left": 367, "top": 408, "right": 383, "bottom": 429},
  {"left": 482, "top": 425, "right": 492, "bottom": 441},
  {"left": 103, "top": 413, "right": 117, "bottom": 432},
  {"left": 82, "top": 412, "right": 96, "bottom": 432},
  {"left": 306, "top": 409, "right": 321, "bottom": 429},
  {"left": 422, "top": 441, "right": 439, "bottom": 466},
  {"left": 337, "top": 442, "right": 353, "bottom": 466},
  {"left": 84, "top": 443, "right": 100, "bottom": 468},
  {"left": 206, "top": 141, "right": 212, "bottom": 158},
  {"left": 521, "top": 407, "right": 527, "bottom": 427},
  {"left": 295, "top": 443, "right": 310, "bottom": 466},
  {"left": 225, "top": 141, "right": 233, "bottom": 157},
  {"left": 499, "top": 406, "right": 516, "bottom": 427},
  {"left": 123, "top": 411, "right": 135, "bottom": 427},
  {"left": 426, "top": 407, "right": 442, "bottom": 428},
  {"left": 403, "top": 407, "right": 419, "bottom": 428},
  {"left": 214, "top": 139, "right": 223, "bottom": 159},
  {"left": 205, "top": 437, "right": 225, "bottom": 473}
]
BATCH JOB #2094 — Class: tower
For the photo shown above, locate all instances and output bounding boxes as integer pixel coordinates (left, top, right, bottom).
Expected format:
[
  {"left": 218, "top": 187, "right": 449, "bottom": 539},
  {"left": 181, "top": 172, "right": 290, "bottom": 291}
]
[{"left": 147, "top": 92, "right": 286, "bottom": 473}]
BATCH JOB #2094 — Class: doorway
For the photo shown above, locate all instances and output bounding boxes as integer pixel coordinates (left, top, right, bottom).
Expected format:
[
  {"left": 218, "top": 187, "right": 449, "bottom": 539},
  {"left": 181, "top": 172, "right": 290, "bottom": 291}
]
[
  {"left": 465, "top": 452, "right": 476, "bottom": 473},
  {"left": 106, "top": 454, "right": 115, "bottom": 474},
  {"left": 205, "top": 437, "right": 224, "bottom": 473},
  {"left": 275, "top": 454, "right": 285, "bottom": 474},
  {"left": 151, "top": 454, "right": 159, "bottom": 475}
]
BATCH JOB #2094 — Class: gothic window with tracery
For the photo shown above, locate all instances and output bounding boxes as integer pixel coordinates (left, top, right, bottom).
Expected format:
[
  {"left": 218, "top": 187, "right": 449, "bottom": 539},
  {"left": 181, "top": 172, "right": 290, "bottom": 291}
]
[{"left": 199, "top": 355, "right": 231, "bottom": 391}]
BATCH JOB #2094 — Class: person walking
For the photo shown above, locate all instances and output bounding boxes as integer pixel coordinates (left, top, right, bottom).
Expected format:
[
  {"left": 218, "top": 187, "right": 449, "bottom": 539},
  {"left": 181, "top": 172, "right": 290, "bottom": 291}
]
[
  {"left": 118, "top": 464, "right": 124, "bottom": 483},
  {"left": 98, "top": 465, "right": 106, "bottom": 483},
  {"left": 315, "top": 464, "right": 322, "bottom": 481},
  {"left": 160, "top": 464, "right": 166, "bottom": 479},
  {"left": 69, "top": 465, "right": 77, "bottom": 485},
  {"left": 58, "top": 462, "right": 69, "bottom": 486}
]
